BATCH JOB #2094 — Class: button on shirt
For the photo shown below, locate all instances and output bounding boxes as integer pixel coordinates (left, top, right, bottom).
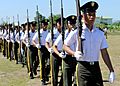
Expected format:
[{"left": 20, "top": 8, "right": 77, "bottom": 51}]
[
  {"left": 64, "top": 24, "right": 108, "bottom": 62},
  {"left": 32, "top": 29, "right": 49, "bottom": 46}
]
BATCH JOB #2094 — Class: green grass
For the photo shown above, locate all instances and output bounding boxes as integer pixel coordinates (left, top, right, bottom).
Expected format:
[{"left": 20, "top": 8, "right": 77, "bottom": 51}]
[{"left": 100, "top": 31, "right": 120, "bottom": 86}]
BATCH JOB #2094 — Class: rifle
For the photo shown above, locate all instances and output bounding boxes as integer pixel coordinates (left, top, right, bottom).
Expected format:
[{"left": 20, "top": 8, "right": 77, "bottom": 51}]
[
  {"left": 17, "top": 14, "right": 22, "bottom": 62},
  {"left": 36, "top": 5, "right": 42, "bottom": 80},
  {"left": 26, "top": 9, "right": 30, "bottom": 73},
  {"left": 50, "top": 0, "right": 54, "bottom": 45},
  {"left": 60, "top": 0, "right": 65, "bottom": 52},
  {"left": 12, "top": 16, "right": 15, "bottom": 60},
  {"left": 8, "top": 17, "right": 11, "bottom": 60},
  {"left": 75, "top": 0, "right": 83, "bottom": 52},
  {"left": 49, "top": 0, "right": 54, "bottom": 85}
]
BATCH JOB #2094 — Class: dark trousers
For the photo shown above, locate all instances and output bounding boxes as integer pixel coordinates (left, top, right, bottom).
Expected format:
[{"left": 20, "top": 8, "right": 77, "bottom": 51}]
[
  {"left": 51, "top": 52, "right": 63, "bottom": 86},
  {"left": 14, "top": 42, "right": 19, "bottom": 63},
  {"left": 76, "top": 61, "right": 103, "bottom": 86},
  {"left": 40, "top": 46, "right": 50, "bottom": 82},
  {"left": 29, "top": 45, "right": 39, "bottom": 74},
  {"left": 62, "top": 55, "right": 77, "bottom": 86},
  {"left": 3, "top": 39, "right": 6, "bottom": 56}
]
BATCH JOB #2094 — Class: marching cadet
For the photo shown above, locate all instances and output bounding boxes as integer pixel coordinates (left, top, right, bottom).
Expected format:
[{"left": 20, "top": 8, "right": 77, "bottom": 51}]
[
  {"left": 63, "top": 1, "right": 115, "bottom": 86},
  {"left": 52, "top": 15, "right": 77, "bottom": 86},
  {"left": 32, "top": 19, "right": 50, "bottom": 85},
  {"left": 20, "top": 24, "right": 27, "bottom": 67},
  {"left": 22, "top": 21, "right": 36, "bottom": 79},
  {"left": 49, "top": 17, "right": 66, "bottom": 86},
  {"left": 0, "top": 26, "right": 3, "bottom": 52},
  {"left": 2, "top": 24, "right": 8, "bottom": 57},
  {"left": 45, "top": 17, "right": 64, "bottom": 86},
  {"left": 15, "top": 25, "right": 22, "bottom": 64},
  {"left": 5, "top": 24, "right": 14, "bottom": 60}
]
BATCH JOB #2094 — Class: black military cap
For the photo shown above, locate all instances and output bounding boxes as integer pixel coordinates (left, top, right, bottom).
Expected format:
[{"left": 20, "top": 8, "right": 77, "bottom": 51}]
[
  {"left": 41, "top": 19, "right": 49, "bottom": 25},
  {"left": 9, "top": 24, "right": 12, "bottom": 27},
  {"left": 30, "top": 21, "right": 37, "bottom": 26},
  {"left": 80, "top": 1, "right": 98, "bottom": 13},
  {"left": 55, "top": 17, "right": 65, "bottom": 25},
  {"left": 24, "top": 22, "right": 30, "bottom": 26},
  {"left": 66, "top": 15, "right": 77, "bottom": 25}
]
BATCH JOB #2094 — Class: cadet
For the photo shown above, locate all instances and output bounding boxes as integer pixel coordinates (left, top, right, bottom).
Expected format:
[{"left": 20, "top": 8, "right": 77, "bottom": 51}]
[
  {"left": 2, "top": 24, "right": 8, "bottom": 57},
  {"left": 45, "top": 17, "right": 65, "bottom": 86},
  {"left": 63, "top": 1, "right": 115, "bottom": 86},
  {"left": 20, "top": 24, "right": 27, "bottom": 67},
  {"left": 49, "top": 17, "right": 66, "bottom": 86},
  {"left": 5, "top": 24, "right": 14, "bottom": 60},
  {"left": 13, "top": 25, "right": 19, "bottom": 64},
  {"left": 32, "top": 19, "right": 50, "bottom": 85},
  {"left": 61, "top": 15, "right": 77, "bottom": 86},
  {"left": 22, "top": 21, "right": 36, "bottom": 79},
  {"left": 0, "top": 26, "right": 3, "bottom": 52}
]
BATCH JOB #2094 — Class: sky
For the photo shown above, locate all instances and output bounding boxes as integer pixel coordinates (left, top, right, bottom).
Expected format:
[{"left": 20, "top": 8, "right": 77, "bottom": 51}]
[{"left": 0, "top": 0, "right": 120, "bottom": 24}]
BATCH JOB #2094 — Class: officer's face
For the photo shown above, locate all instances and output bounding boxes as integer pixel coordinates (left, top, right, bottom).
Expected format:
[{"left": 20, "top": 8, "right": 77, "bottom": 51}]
[{"left": 83, "top": 12, "right": 96, "bottom": 25}]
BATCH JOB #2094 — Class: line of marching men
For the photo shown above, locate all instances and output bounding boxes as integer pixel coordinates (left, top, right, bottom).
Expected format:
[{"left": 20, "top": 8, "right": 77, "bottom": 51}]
[
  {"left": 0, "top": 15, "right": 79, "bottom": 86},
  {"left": 0, "top": 1, "right": 115, "bottom": 86}
]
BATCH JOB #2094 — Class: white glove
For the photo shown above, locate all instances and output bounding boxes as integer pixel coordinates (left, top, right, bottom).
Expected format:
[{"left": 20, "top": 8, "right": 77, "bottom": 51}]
[
  {"left": 48, "top": 48, "right": 53, "bottom": 53},
  {"left": 59, "top": 52, "right": 66, "bottom": 59},
  {"left": 26, "top": 43, "right": 30, "bottom": 48},
  {"left": 109, "top": 72, "right": 115, "bottom": 83},
  {"left": 7, "top": 40, "right": 10, "bottom": 43},
  {"left": 11, "top": 40, "right": 14, "bottom": 43},
  {"left": 74, "top": 51, "right": 83, "bottom": 61},
  {"left": 36, "top": 44, "right": 41, "bottom": 48}
]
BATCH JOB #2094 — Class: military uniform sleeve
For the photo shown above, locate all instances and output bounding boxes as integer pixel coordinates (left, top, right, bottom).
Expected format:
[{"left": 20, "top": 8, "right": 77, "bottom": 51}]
[
  {"left": 32, "top": 32, "right": 38, "bottom": 44},
  {"left": 54, "top": 34, "right": 62, "bottom": 46},
  {"left": 100, "top": 34, "right": 108, "bottom": 49},
  {"left": 45, "top": 33, "right": 51, "bottom": 43},
  {"left": 64, "top": 30, "right": 76, "bottom": 46}
]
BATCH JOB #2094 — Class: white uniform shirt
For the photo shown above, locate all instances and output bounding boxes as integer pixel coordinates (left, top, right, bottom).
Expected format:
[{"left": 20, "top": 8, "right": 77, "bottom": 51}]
[
  {"left": 32, "top": 29, "right": 49, "bottom": 46},
  {"left": 64, "top": 24, "right": 108, "bottom": 62},
  {"left": 23, "top": 30, "right": 36, "bottom": 45},
  {"left": 5, "top": 31, "right": 14, "bottom": 42},
  {"left": 3, "top": 29, "right": 7, "bottom": 39},
  {"left": 45, "top": 27, "right": 60, "bottom": 46},
  {"left": 0, "top": 30, "right": 3, "bottom": 38},
  {"left": 54, "top": 29, "right": 74, "bottom": 51},
  {"left": 15, "top": 30, "right": 24, "bottom": 43}
]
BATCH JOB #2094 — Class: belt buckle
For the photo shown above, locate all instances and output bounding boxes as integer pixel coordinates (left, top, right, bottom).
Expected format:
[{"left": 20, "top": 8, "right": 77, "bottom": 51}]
[{"left": 90, "top": 62, "right": 94, "bottom": 65}]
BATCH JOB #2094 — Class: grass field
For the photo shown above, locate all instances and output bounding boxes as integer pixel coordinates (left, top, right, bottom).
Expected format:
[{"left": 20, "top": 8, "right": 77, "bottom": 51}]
[{"left": 0, "top": 31, "right": 120, "bottom": 86}]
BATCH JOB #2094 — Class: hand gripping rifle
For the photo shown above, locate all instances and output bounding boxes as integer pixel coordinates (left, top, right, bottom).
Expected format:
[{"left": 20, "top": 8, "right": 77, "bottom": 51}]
[
  {"left": 75, "top": 0, "right": 83, "bottom": 52},
  {"left": 26, "top": 9, "right": 31, "bottom": 73}
]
